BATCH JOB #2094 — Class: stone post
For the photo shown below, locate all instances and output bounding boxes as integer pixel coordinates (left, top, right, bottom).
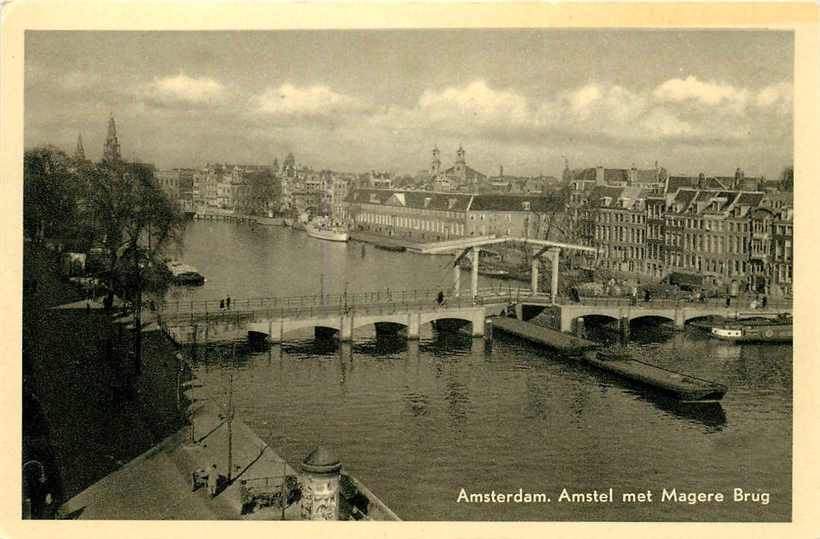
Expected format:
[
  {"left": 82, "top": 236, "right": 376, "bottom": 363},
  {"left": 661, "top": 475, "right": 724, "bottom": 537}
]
[
  {"left": 531, "top": 255, "right": 539, "bottom": 295},
  {"left": 471, "top": 247, "right": 480, "bottom": 300},
  {"left": 300, "top": 447, "right": 342, "bottom": 521},
  {"left": 575, "top": 316, "right": 586, "bottom": 339},
  {"left": 550, "top": 247, "right": 560, "bottom": 304},
  {"left": 453, "top": 252, "right": 461, "bottom": 297}
]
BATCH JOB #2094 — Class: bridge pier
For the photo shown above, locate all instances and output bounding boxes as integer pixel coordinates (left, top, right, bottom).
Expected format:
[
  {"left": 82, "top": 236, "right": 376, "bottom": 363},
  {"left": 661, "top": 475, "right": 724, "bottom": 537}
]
[
  {"left": 674, "top": 308, "right": 686, "bottom": 330},
  {"left": 471, "top": 247, "right": 480, "bottom": 300},
  {"left": 407, "top": 313, "right": 420, "bottom": 340},
  {"left": 340, "top": 315, "right": 353, "bottom": 342},
  {"left": 453, "top": 255, "right": 461, "bottom": 297},
  {"left": 619, "top": 317, "right": 630, "bottom": 342}
]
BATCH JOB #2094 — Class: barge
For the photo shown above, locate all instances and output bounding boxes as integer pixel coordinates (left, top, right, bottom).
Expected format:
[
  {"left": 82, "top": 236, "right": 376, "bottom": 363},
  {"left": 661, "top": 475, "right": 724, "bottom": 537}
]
[
  {"left": 583, "top": 351, "right": 728, "bottom": 402},
  {"left": 493, "top": 316, "right": 728, "bottom": 402}
]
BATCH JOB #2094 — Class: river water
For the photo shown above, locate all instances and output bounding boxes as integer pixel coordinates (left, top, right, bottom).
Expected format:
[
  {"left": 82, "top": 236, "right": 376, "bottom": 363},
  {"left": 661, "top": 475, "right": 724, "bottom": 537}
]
[{"left": 174, "top": 221, "right": 791, "bottom": 521}]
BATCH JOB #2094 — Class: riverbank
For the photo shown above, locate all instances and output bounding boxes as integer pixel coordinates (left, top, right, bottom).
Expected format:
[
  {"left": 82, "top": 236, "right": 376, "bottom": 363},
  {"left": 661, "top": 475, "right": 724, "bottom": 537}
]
[
  {"left": 58, "top": 401, "right": 301, "bottom": 520},
  {"left": 23, "top": 244, "right": 187, "bottom": 509}
]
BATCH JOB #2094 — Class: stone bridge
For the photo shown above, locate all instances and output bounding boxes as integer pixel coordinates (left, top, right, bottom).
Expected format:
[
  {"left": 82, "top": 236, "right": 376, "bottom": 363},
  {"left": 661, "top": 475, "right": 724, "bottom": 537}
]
[{"left": 554, "top": 299, "right": 792, "bottom": 333}]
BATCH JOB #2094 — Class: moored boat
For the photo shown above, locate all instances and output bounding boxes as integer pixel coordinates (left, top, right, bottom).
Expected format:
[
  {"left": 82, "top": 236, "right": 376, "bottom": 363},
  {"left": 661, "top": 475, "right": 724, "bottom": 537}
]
[
  {"left": 306, "top": 223, "right": 349, "bottom": 242},
  {"left": 374, "top": 243, "right": 406, "bottom": 252},
  {"left": 166, "top": 260, "right": 205, "bottom": 286},
  {"left": 583, "top": 351, "right": 728, "bottom": 402},
  {"left": 691, "top": 315, "right": 792, "bottom": 343}
]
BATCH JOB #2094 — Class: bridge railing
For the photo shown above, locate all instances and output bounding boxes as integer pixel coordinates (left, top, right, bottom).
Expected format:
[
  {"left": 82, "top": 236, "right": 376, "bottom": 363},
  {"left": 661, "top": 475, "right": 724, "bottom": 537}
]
[
  {"left": 571, "top": 295, "right": 792, "bottom": 310},
  {"left": 159, "top": 285, "right": 540, "bottom": 315}
]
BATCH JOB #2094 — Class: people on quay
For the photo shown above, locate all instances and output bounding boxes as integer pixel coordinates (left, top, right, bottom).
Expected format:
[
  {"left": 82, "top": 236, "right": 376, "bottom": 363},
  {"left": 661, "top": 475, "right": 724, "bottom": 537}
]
[
  {"left": 750, "top": 297, "right": 758, "bottom": 310},
  {"left": 762, "top": 295, "right": 768, "bottom": 309},
  {"left": 644, "top": 289, "right": 651, "bottom": 303},
  {"left": 226, "top": 295, "right": 231, "bottom": 310},
  {"left": 219, "top": 299, "right": 225, "bottom": 310},
  {"left": 726, "top": 295, "right": 732, "bottom": 308}
]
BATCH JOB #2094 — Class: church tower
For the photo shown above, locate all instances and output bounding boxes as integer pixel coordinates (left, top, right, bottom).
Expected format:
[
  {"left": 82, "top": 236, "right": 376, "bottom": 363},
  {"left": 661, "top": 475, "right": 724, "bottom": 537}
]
[
  {"left": 454, "top": 144, "right": 466, "bottom": 179},
  {"left": 74, "top": 133, "right": 86, "bottom": 161},
  {"left": 431, "top": 145, "right": 441, "bottom": 175},
  {"left": 103, "top": 114, "right": 122, "bottom": 163}
]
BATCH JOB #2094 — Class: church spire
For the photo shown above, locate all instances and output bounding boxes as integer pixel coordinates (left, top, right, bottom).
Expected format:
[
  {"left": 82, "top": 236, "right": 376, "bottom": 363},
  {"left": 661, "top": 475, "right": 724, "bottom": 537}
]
[
  {"left": 74, "top": 133, "right": 86, "bottom": 161},
  {"left": 103, "top": 114, "right": 122, "bottom": 163}
]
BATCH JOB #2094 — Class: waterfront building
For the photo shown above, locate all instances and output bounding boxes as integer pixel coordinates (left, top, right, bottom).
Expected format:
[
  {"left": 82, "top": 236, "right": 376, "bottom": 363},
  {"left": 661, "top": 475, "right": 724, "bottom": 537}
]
[
  {"left": 344, "top": 188, "right": 564, "bottom": 242},
  {"left": 589, "top": 186, "right": 649, "bottom": 274}
]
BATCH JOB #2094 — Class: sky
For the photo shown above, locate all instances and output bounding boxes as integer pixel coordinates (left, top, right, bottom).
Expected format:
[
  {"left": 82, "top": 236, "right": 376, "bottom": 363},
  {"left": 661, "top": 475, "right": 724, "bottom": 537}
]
[{"left": 24, "top": 30, "right": 793, "bottom": 179}]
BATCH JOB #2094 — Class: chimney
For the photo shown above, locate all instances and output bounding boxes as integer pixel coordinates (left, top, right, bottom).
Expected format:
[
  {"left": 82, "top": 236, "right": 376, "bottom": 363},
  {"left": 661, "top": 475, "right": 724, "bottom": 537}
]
[
  {"left": 698, "top": 172, "right": 705, "bottom": 189},
  {"left": 500, "top": 165, "right": 504, "bottom": 178},
  {"left": 596, "top": 166, "right": 605, "bottom": 185}
]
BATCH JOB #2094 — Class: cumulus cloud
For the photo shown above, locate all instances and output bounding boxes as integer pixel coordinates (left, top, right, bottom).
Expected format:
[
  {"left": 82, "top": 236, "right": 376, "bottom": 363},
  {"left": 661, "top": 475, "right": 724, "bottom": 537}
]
[
  {"left": 143, "top": 73, "right": 226, "bottom": 106},
  {"left": 756, "top": 82, "right": 792, "bottom": 111},
  {"left": 417, "top": 80, "right": 530, "bottom": 126},
  {"left": 254, "top": 83, "right": 368, "bottom": 119},
  {"left": 653, "top": 76, "right": 749, "bottom": 112}
]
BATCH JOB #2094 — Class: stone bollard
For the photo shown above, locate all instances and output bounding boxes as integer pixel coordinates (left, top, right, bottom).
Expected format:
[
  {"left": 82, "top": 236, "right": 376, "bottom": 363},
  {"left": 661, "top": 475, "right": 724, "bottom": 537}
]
[
  {"left": 575, "top": 316, "right": 586, "bottom": 339},
  {"left": 484, "top": 318, "right": 494, "bottom": 343},
  {"left": 300, "top": 447, "right": 342, "bottom": 520}
]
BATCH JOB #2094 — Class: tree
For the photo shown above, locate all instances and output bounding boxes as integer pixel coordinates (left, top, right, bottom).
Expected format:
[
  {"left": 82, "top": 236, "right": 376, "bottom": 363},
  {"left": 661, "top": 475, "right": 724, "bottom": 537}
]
[
  {"left": 246, "top": 169, "right": 281, "bottom": 216},
  {"left": 86, "top": 160, "right": 186, "bottom": 375},
  {"left": 781, "top": 165, "right": 793, "bottom": 192},
  {"left": 24, "top": 147, "right": 83, "bottom": 244}
]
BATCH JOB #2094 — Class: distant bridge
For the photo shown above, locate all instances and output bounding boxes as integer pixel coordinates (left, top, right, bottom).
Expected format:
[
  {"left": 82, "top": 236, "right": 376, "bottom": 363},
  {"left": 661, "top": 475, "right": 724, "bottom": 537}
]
[{"left": 556, "top": 297, "right": 792, "bottom": 334}]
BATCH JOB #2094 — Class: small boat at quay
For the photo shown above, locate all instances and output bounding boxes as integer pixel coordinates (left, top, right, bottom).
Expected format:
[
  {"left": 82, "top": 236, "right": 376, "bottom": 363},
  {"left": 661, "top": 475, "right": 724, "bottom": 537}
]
[
  {"left": 306, "top": 223, "right": 349, "bottom": 242},
  {"left": 690, "top": 315, "right": 792, "bottom": 343},
  {"left": 583, "top": 351, "right": 728, "bottom": 402},
  {"left": 374, "top": 243, "right": 406, "bottom": 252},
  {"left": 166, "top": 260, "right": 205, "bottom": 286}
]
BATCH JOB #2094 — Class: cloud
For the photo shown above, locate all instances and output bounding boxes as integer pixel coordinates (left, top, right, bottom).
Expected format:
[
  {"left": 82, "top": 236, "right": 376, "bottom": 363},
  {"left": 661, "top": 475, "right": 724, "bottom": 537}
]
[
  {"left": 653, "top": 76, "right": 749, "bottom": 112},
  {"left": 143, "top": 73, "right": 226, "bottom": 106},
  {"left": 417, "top": 80, "right": 530, "bottom": 126},
  {"left": 254, "top": 83, "right": 368, "bottom": 120},
  {"left": 756, "top": 82, "right": 792, "bottom": 111}
]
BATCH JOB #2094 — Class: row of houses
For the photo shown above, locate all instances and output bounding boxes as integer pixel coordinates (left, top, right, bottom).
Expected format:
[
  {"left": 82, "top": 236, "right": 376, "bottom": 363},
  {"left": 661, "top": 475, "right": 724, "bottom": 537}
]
[
  {"left": 571, "top": 184, "right": 793, "bottom": 295},
  {"left": 154, "top": 156, "right": 356, "bottom": 218}
]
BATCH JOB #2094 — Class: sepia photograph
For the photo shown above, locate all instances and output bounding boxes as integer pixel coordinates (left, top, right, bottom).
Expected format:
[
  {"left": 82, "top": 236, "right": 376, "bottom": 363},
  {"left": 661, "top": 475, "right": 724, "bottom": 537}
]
[{"left": 10, "top": 7, "right": 812, "bottom": 531}]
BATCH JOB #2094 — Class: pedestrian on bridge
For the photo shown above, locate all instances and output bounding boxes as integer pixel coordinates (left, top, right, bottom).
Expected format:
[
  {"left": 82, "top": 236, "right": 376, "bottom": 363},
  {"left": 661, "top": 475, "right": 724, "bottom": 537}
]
[
  {"left": 436, "top": 290, "right": 445, "bottom": 306},
  {"left": 227, "top": 295, "right": 231, "bottom": 310}
]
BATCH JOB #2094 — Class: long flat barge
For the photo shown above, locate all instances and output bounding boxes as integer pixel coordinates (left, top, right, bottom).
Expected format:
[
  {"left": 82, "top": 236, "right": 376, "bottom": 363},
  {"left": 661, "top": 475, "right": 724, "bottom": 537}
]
[
  {"left": 584, "top": 351, "right": 727, "bottom": 402},
  {"left": 492, "top": 316, "right": 727, "bottom": 402},
  {"left": 492, "top": 316, "right": 599, "bottom": 354}
]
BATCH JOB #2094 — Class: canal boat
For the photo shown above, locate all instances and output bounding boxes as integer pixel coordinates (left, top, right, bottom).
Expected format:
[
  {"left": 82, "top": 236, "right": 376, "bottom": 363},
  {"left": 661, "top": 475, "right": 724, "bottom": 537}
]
[
  {"left": 583, "top": 351, "right": 728, "bottom": 402},
  {"left": 690, "top": 315, "right": 792, "bottom": 343},
  {"left": 166, "top": 260, "right": 205, "bottom": 286},
  {"left": 306, "top": 223, "right": 349, "bottom": 242},
  {"left": 709, "top": 316, "right": 792, "bottom": 343}
]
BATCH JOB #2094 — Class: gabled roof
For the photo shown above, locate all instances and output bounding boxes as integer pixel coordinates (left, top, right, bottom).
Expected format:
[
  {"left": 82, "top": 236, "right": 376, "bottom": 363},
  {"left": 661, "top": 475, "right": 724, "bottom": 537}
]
[{"left": 469, "top": 194, "right": 562, "bottom": 212}]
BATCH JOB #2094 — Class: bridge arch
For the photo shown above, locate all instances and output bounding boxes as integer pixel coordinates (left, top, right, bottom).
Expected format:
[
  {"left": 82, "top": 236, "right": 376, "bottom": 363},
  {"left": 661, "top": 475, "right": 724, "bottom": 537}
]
[{"left": 628, "top": 313, "right": 675, "bottom": 324}]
